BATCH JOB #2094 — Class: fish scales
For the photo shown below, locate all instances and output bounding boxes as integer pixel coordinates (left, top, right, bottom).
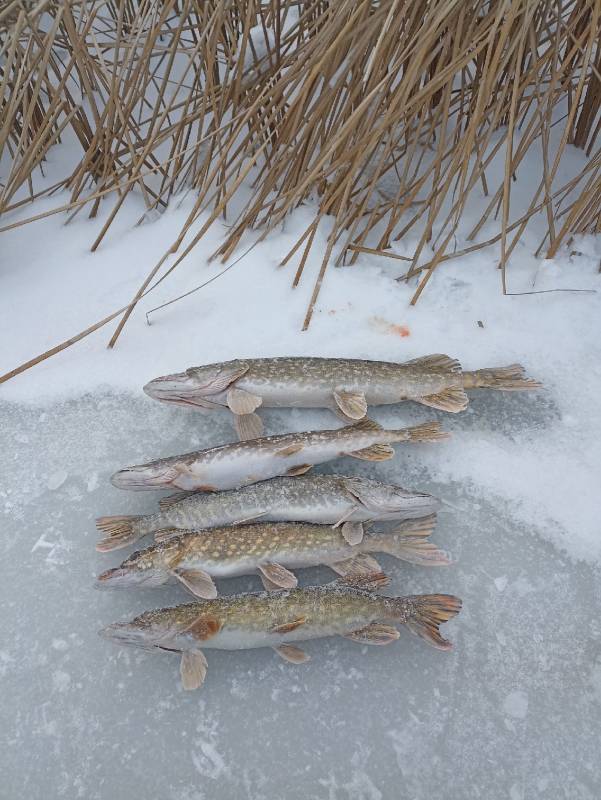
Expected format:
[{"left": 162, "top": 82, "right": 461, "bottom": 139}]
[
  {"left": 100, "top": 581, "right": 462, "bottom": 688},
  {"left": 96, "top": 475, "right": 440, "bottom": 551},
  {"left": 110, "top": 418, "right": 448, "bottom": 492}
]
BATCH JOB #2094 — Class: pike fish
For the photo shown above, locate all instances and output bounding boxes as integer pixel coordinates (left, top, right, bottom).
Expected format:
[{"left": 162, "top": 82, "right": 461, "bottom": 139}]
[
  {"left": 96, "top": 474, "right": 440, "bottom": 552},
  {"left": 143, "top": 354, "right": 541, "bottom": 439},
  {"left": 99, "top": 573, "right": 462, "bottom": 689},
  {"left": 110, "top": 418, "right": 449, "bottom": 493},
  {"left": 96, "top": 516, "right": 450, "bottom": 597}
]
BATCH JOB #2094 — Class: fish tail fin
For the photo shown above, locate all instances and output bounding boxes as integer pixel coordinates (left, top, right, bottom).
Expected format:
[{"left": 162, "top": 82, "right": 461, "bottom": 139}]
[
  {"left": 375, "top": 516, "right": 451, "bottom": 566},
  {"left": 462, "top": 365, "right": 542, "bottom": 391},
  {"left": 95, "top": 515, "right": 144, "bottom": 552},
  {"left": 396, "top": 421, "right": 451, "bottom": 443},
  {"left": 402, "top": 594, "right": 462, "bottom": 650}
]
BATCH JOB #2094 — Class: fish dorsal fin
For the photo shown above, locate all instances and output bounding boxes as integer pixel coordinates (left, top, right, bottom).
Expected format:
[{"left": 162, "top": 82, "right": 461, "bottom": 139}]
[
  {"left": 258, "top": 562, "right": 298, "bottom": 589},
  {"left": 286, "top": 463, "right": 313, "bottom": 476},
  {"left": 183, "top": 615, "right": 221, "bottom": 641},
  {"left": 159, "top": 491, "right": 192, "bottom": 510},
  {"left": 333, "top": 389, "right": 368, "bottom": 420},
  {"left": 330, "top": 553, "right": 383, "bottom": 577},
  {"left": 271, "top": 616, "right": 306, "bottom": 634},
  {"left": 341, "top": 521, "right": 364, "bottom": 545},
  {"left": 234, "top": 412, "right": 264, "bottom": 441},
  {"left": 275, "top": 443, "right": 304, "bottom": 457},
  {"left": 348, "top": 418, "right": 382, "bottom": 433},
  {"left": 180, "top": 650, "right": 208, "bottom": 690},
  {"left": 333, "top": 572, "right": 390, "bottom": 591},
  {"left": 273, "top": 644, "right": 311, "bottom": 664},
  {"left": 172, "top": 568, "right": 217, "bottom": 599},
  {"left": 344, "top": 623, "right": 400, "bottom": 645},
  {"left": 420, "top": 386, "right": 468, "bottom": 413},
  {"left": 403, "top": 354, "right": 462, "bottom": 372},
  {"left": 227, "top": 386, "right": 263, "bottom": 415},
  {"left": 348, "top": 443, "right": 394, "bottom": 461}
]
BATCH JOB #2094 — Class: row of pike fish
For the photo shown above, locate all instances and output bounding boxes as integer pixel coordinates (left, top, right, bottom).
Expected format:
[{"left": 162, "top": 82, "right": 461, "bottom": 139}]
[{"left": 97, "top": 355, "right": 541, "bottom": 689}]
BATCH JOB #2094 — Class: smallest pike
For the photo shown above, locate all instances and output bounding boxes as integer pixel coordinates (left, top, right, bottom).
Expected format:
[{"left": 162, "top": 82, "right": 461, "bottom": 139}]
[
  {"left": 110, "top": 419, "right": 449, "bottom": 493},
  {"left": 96, "top": 516, "right": 450, "bottom": 597},
  {"left": 99, "top": 573, "right": 462, "bottom": 690}
]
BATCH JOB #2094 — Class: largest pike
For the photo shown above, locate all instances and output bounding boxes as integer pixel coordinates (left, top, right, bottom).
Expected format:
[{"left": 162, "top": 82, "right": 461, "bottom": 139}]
[
  {"left": 143, "top": 354, "right": 541, "bottom": 439},
  {"left": 99, "top": 573, "right": 462, "bottom": 689},
  {"left": 110, "top": 419, "right": 449, "bottom": 493},
  {"left": 96, "top": 474, "right": 440, "bottom": 552}
]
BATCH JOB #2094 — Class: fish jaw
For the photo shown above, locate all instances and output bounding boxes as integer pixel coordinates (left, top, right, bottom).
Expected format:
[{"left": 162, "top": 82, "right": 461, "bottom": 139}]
[
  {"left": 110, "top": 463, "right": 180, "bottom": 490},
  {"left": 96, "top": 565, "right": 169, "bottom": 589},
  {"left": 99, "top": 621, "right": 167, "bottom": 651},
  {"left": 143, "top": 372, "right": 225, "bottom": 412}
]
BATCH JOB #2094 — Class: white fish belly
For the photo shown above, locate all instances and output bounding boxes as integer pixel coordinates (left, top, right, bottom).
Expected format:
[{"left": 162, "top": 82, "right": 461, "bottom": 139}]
[{"left": 202, "top": 622, "right": 358, "bottom": 651}]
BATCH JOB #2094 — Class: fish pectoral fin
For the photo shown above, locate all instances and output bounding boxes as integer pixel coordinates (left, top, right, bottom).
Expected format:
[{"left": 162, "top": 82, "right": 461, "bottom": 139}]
[
  {"left": 273, "top": 644, "right": 311, "bottom": 664},
  {"left": 258, "top": 562, "right": 298, "bottom": 589},
  {"left": 180, "top": 650, "right": 208, "bottom": 690},
  {"left": 285, "top": 463, "right": 313, "bottom": 476},
  {"left": 333, "top": 572, "right": 390, "bottom": 591},
  {"left": 344, "top": 623, "right": 400, "bottom": 645},
  {"left": 172, "top": 568, "right": 217, "bottom": 599},
  {"left": 403, "top": 354, "right": 462, "bottom": 373},
  {"left": 419, "top": 386, "right": 468, "bottom": 413},
  {"left": 234, "top": 412, "right": 264, "bottom": 441},
  {"left": 159, "top": 491, "right": 192, "bottom": 510},
  {"left": 260, "top": 573, "right": 283, "bottom": 591},
  {"left": 347, "top": 443, "right": 395, "bottom": 461},
  {"left": 333, "top": 389, "right": 368, "bottom": 420},
  {"left": 183, "top": 615, "right": 221, "bottom": 641},
  {"left": 227, "top": 386, "right": 263, "bottom": 415},
  {"left": 330, "top": 553, "right": 383, "bottom": 576},
  {"left": 271, "top": 616, "right": 306, "bottom": 634},
  {"left": 275, "top": 443, "right": 304, "bottom": 457},
  {"left": 341, "top": 521, "right": 364, "bottom": 545}
]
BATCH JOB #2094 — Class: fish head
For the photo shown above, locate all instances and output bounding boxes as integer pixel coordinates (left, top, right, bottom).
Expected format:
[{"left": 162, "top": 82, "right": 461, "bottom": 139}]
[
  {"left": 143, "top": 362, "right": 247, "bottom": 411},
  {"left": 110, "top": 461, "right": 180, "bottom": 490},
  {"left": 96, "top": 564, "right": 168, "bottom": 590},
  {"left": 96, "top": 541, "right": 178, "bottom": 589},
  {"left": 99, "top": 609, "right": 178, "bottom": 652}
]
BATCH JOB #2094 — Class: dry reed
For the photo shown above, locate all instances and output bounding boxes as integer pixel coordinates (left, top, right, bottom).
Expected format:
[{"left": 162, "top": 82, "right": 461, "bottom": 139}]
[{"left": 0, "top": 0, "right": 599, "bottom": 381}]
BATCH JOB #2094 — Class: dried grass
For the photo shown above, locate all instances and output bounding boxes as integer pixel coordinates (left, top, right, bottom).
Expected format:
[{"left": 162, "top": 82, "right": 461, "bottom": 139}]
[{"left": 0, "top": 0, "right": 599, "bottom": 381}]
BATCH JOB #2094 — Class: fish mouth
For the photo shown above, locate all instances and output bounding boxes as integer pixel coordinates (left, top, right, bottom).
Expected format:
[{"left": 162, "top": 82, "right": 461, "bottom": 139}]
[
  {"left": 96, "top": 567, "right": 169, "bottom": 590},
  {"left": 110, "top": 467, "right": 175, "bottom": 490},
  {"left": 99, "top": 622, "right": 152, "bottom": 649},
  {"left": 143, "top": 373, "right": 223, "bottom": 411}
]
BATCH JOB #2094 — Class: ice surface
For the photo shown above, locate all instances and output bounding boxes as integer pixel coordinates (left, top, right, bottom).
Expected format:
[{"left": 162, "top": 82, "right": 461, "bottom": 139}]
[{"left": 2, "top": 395, "right": 601, "bottom": 799}]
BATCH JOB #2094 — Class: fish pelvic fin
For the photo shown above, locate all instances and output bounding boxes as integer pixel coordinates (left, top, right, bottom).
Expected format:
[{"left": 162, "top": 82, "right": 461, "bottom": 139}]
[
  {"left": 402, "top": 594, "right": 462, "bottom": 650},
  {"left": 375, "top": 516, "right": 452, "bottom": 567},
  {"left": 334, "top": 571, "right": 390, "bottom": 591},
  {"left": 462, "top": 364, "right": 542, "bottom": 391},
  {"left": 95, "top": 516, "right": 144, "bottom": 552},
  {"left": 419, "top": 386, "right": 468, "bottom": 413}
]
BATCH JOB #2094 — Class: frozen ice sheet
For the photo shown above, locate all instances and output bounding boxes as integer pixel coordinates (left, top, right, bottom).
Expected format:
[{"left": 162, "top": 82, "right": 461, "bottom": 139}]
[{"left": 1, "top": 394, "right": 600, "bottom": 799}]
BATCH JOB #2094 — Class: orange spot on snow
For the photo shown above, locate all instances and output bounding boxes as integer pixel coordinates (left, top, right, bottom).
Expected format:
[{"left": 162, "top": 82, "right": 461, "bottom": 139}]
[{"left": 369, "top": 316, "right": 411, "bottom": 338}]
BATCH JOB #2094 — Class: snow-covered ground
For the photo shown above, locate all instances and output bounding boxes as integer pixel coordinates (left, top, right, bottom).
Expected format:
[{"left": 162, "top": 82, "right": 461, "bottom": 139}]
[{"left": 1, "top": 134, "right": 601, "bottom": 798}]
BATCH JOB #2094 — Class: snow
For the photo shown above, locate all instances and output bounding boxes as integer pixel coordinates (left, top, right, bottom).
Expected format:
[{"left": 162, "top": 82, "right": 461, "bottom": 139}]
[{"left": 1, "top": 119, "right": 601, "bottom": 798}]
